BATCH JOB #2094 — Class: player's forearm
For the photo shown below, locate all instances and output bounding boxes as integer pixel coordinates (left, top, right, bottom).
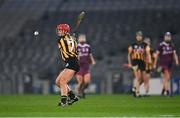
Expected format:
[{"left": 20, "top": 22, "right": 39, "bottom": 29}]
[
  {"left": 146, "top": 53, "right": 152, "bottom": 64},
  {"left": 153, "top": 53, "right": 158, "bottom": 68},
  {"left": 174, "top": 53, "right": 179, "bottom": 65},
  {"left": 128, "top": 54, "right": 132, "bottom": 65},
  {"left": 146, "top": 46, "right": 152, "bottom": 63},
  {"left": 90, "top": 54, "right": 96, "bottom": 65}
]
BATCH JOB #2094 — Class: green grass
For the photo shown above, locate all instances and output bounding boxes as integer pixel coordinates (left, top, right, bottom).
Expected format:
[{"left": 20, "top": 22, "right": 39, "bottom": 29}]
[{"left": 0, "top": 94, "right": 180, "bottom": 117}]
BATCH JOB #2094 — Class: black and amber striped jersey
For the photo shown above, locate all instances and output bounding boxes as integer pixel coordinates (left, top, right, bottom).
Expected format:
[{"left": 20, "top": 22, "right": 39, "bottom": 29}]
[
  {"left": 130, "top": 42, "right": 147, "bottom": 61},
  {"left": 57, "top": 34, "right": 78, "bottom": 61},
  {"left": 145, "top": 49, "right": 154, "bottom": 72}
]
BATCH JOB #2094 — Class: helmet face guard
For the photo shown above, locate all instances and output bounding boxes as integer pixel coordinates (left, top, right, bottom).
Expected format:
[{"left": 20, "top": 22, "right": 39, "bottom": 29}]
[
  {"left": 164, "top": 32, "right": 172, "bottom": 42},
  {"left": 78, "top": 34, "right": 86, "bottom": 43}
]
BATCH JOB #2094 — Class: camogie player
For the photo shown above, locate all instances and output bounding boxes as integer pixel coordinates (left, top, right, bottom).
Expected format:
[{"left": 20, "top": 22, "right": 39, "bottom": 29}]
[
  {"left": 76, "top": 34, "right": 96, "bottom": 98},
  {"left": 128, "top": 31, "right": 151, "bottom": 97},
  {"left": 55, "top": 24, "right": 80, "bottom": 107},
  {"left": 154, "top": 32, "right": 179, "bottom": 96},
  {"left": 143, "top": 37, "right": 155, "bottom": 96}
]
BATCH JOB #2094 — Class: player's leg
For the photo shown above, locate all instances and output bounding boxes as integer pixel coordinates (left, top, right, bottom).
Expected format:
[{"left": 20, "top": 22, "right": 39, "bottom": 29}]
[
  {"left": 133, "top": 70, "right": 141, "bottom": 97},
  {"left": 66, "top": 85, "right": 79, "bottom": 104},
  {"left": 143, "top": 72, "right": 150, "bottom": 96},
  {"left": 137, "top": 61, "right": 146, "bottom": 97},
  {"left": 163, "top": 69, "right": 171, "bottom": 96},
  {"left": 161, "top": 68, "right": 166, "bottom": 95},
  {"left": 76, "top": 74, "right": 84, "bottom": 97},
  {"left": 136, "top": 70, "right": 143, "bottom": 97},
  {"left": 55, "top": 70, "right": 67, "bottom": 106},
  {"left": 56, "top": 69, "right": 76, "bottom": 106},
  {"left": 55, "top": 70, "right": 64, "bottom": 88},
  {"left": 167, "top": 70, "right": 172, "bottom": 96},
  {"left": 82, "top": 73, "right": 91, "bottom": 98}
]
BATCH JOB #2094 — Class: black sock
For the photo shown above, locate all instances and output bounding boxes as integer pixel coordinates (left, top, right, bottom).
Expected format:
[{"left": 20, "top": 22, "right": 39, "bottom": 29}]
[
  {"left": 80, "top": 83, "right": 88, "bottom": 95},
  {"left": 82, "top": 83, "right": 89, "bottom": 92},
  {"left": 84, "top": 83, "right": 89, "bottom": 89},
  {"left": 166, "top": 90, "right": 170, "bottom": 95},
  {"left": 79, "top": 84, "right": 84, "bottom": 95},
  {"left": 61, "top": 96, "right": 67, "bottom": 104},
  {"left": 68, "top": 91, "right": 76, "bottom": 99},
  {"left": 132, "top": 87, "right": 136, "bottom": 92},
  {"left": 161, "top": 89, "right": 165, "bottom": 95}
]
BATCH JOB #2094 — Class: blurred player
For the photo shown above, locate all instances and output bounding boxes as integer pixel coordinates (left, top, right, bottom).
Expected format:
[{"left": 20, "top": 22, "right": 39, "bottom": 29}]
[
  {"left": 128, "top": 31, "right": 151, "bottom": 97},
  {"left": 143, "top": 37, "right": 155, "bottom": 96},
  {"left": 76, "top": 34, "right": 96, "bottom": 98},
  {"left": 55, "top": 24, "right": 80, "bottom": 107},
  {"left": 154, "top": 32, "right": 179, "bottom": 96}
]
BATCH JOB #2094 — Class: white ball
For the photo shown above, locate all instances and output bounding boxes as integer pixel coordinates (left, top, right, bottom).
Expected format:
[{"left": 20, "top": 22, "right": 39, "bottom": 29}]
[{"left": 34, "top": 31, "right": 39, "bottom": 36}]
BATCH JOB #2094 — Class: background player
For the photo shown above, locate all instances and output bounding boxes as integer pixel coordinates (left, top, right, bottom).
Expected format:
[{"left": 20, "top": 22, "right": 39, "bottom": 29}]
[
  {"left": 76, "top": 34, "right": 96, "bottom": 98},
  {"left": 128, "top": 31, "right": 151, "bottom": 97},
  {"left": 154, "top": 32, "right": 179, "bottom": 96},
  {"left": 143, "top": 37, "right": 155, "bottom": 96},
  {"left": 55, "top": 24, "right": 80, "bottom": 107}
]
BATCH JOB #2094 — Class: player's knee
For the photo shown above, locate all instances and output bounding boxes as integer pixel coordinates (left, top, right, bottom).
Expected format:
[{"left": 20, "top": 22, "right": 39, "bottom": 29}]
[
  {"left": 79, "top": 79, "right": 84, "bottom": 84},
  {"left": 84, "top": 80, "right": 90, "bottom": 84},
  {"left": 55, "top": 78, "right": 60, "bottom": 87},
  {"left": 59, "top": 78, "right": 67, "bottom": 86}
]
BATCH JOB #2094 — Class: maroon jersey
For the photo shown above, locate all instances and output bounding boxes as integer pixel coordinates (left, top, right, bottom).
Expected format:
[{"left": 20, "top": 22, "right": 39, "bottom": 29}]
[
  {"left": 77, "top": 43, "right": 91, "bottom": 64},
  {"left": 77, "top": 43, "right": 91, "bottom": 75},
  {"left": 157, "top": 41, "right": 175, "bottom": 69}
]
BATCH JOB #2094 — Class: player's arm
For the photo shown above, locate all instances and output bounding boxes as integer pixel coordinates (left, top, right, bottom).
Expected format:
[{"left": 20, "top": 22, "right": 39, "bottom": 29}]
[
  {"left": 128, "top": 46, "right": 133, "bottom": 67},
  {"left": 153, "top": 50, "right": 160, "bottom": 69},
  {"left": 146, "top": 46, "right": 152, "bottom": 64},
  {"left": 90, "top": 53, "right": 96, "bottom": 65},
  {"left": 173, "top": 50, "right": 179, "bottom": 66}
]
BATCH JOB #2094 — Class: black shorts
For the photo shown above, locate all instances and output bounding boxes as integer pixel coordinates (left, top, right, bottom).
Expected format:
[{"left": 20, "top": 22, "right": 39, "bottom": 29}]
[
  {"left": 132, "top": 59, "right": 145, "bottom": 71},
  {"left": 145, "top": 63, "right": 153, "bottom": 74},
  {"left": 146, "top": 68, "right": 152, "bottom": 74},
  {"left": 64, "top": 58, "right": 80, "bottom": 72}
]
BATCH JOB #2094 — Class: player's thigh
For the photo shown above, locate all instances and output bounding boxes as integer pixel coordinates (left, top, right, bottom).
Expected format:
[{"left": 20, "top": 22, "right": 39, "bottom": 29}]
[
  {"left": 84, "top": 73, "right": 91, "bottom": 83},
  {"left": 61, "top": 69, "right": 76, "bottom": 83},
  {"left": 76, "top": 75, "right": 83, "bottom": 84}
]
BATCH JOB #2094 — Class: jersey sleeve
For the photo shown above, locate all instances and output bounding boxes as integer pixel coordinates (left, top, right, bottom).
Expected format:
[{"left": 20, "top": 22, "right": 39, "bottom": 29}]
[
  {"left": 157, "top": 43, "right": 162, "bottom": 53},
  {"left": 77, "top": 44, "right": 80, "bottom": 53},
  {"left": 89, "top": 45, "right": 91, "bottom": 54},
  {"left": 171, "top": 42, "right": 176, "bottom": 51}
]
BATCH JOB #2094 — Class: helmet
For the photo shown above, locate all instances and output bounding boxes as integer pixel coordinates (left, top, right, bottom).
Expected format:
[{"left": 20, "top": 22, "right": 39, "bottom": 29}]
[
  {"left": 136, "top": 31, "right": 143, "bottom": 36},
  {"left": 165, "top": 32, "right": 171, "bottom": 36},
  {"left": 78, "top": 34, "right": 86, "bottom": 43},
  {"left": 144, "top": 37, "right": 151, "bottom": 45},
  {"left": 57, "top": 24, "right": 70, "bottom": 33}
]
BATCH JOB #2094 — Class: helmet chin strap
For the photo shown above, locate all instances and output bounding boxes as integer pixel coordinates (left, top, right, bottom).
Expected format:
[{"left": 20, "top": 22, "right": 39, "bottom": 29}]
[
  {"left": 80, "top": 42, "right": 85, "bottom": 44},
  {"left": 165, "top": 40, "right": 171, "bottom": 43},
  {"left": 137, "top": 40, "right": 143, "bottom": 43}
]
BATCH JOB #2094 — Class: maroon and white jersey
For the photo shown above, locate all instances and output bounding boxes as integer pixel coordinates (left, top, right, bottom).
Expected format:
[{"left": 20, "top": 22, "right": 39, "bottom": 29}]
[
  {"left": 77, "top": 43, "right": 91, "bottom": 64},
  {"left": 157, "top": 41, "right": 175, "bottom": 67}
]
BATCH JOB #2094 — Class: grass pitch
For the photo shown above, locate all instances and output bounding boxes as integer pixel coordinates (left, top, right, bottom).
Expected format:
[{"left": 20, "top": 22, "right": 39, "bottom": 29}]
[{"left": 0, "top": 94, "right": 180, "bottom": 117}]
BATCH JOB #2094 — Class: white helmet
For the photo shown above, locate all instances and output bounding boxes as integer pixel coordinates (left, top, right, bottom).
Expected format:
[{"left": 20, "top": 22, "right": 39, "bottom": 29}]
[{"left": 78, "top": 34, "right": 86, "bottom": 43}]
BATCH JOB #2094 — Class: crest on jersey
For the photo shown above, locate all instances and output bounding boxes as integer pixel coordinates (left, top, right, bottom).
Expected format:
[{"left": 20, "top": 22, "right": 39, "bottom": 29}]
[{"left": 65, "top": 63, "right": 69, "bottom": 67}]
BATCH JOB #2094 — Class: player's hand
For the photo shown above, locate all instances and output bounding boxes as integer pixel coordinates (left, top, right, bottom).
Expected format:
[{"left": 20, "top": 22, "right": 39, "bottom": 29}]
[
  {"left": 92, "top": 61, "right": 96, "bottom": 66},
  {"left": 157, "top": 66, "right": 162, "bottom": 73},
  {"left": 128, "top": 63, "right": 132, "bottom": 68},
  {"left": 175, "top": 61, "right": 179, "bottom": 66},
  {"left": 153, "top": 64, "right": 156, "bottom": 69}
]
